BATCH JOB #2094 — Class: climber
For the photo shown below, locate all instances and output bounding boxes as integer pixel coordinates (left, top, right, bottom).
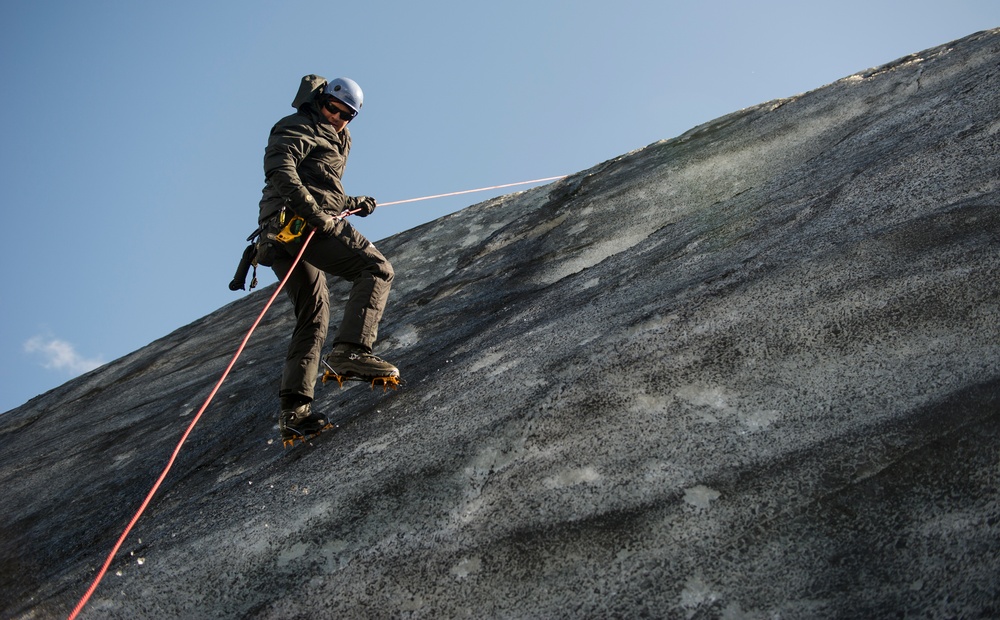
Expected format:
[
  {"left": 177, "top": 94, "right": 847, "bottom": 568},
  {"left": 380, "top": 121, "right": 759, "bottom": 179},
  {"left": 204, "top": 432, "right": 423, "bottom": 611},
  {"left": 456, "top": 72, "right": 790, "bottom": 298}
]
[{"left": 254, "top": 75, "right": 399, "bottom": 443}]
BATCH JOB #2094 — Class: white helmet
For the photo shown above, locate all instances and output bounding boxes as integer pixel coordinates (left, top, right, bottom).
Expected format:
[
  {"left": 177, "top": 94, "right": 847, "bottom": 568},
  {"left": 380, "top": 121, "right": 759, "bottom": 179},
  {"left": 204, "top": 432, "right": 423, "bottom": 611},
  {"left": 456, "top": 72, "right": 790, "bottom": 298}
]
[{"left": 324, "top": 77, "right": 363, "bottom": 114}]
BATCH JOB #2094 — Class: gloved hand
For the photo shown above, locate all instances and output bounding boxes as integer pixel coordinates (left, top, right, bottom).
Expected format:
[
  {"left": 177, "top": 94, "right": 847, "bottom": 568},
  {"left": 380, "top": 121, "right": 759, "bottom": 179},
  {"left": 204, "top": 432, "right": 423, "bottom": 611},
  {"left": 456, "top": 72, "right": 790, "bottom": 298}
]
[
  {"left": 352, "top": 195, "right": 377, "bottom": 217},
  {"left": 306, "top": 211, "right": 339, "bottom": 236}
]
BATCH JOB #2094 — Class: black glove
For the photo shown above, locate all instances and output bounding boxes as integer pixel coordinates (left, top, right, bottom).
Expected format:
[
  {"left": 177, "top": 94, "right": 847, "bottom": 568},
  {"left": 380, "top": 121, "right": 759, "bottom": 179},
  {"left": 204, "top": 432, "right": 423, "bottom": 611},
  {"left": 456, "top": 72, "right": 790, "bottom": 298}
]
[
  {"left": 304, "top": 211, "right": 338, "bottom": 236},
  {"left": 352, "top": 195, "right": 377, "bottom": 217}
]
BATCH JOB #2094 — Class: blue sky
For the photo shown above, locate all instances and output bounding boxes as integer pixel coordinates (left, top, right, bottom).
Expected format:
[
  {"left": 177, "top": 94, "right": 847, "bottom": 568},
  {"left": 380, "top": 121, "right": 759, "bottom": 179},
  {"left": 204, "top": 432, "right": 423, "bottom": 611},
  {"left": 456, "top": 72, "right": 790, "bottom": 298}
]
[{"left": 1, "top": 1, "right": 997, "bottom": 413}]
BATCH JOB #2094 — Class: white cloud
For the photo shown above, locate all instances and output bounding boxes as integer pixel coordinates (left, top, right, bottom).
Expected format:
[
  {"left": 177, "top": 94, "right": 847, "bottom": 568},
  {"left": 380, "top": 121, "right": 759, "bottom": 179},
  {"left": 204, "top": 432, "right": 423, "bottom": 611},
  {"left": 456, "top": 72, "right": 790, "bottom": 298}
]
[{"left": 24, "top": 335, "right": 105, "bottom": 375}]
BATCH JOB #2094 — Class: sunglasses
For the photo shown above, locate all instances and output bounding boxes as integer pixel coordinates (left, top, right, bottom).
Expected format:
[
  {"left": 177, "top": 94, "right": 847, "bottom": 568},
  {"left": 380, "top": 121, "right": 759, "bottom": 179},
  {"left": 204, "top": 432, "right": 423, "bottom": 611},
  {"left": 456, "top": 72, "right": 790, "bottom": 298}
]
[{"left": 325, "top": 98, "right": 358, "bottom": 122}]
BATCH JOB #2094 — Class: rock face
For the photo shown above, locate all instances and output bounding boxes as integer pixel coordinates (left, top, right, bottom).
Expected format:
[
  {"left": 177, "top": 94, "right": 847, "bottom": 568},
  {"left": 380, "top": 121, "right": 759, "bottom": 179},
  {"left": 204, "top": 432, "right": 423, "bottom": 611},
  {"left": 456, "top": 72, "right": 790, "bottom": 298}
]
[{"left": 2, "top": 29, "right": 999, "bottom": 619}]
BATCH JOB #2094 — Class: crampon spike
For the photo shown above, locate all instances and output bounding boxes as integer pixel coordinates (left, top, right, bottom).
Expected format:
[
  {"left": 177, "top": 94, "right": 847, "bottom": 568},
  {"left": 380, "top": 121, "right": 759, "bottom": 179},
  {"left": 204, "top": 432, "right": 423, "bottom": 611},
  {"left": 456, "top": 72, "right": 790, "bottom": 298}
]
[
  {"left": 370, "top": 375, "right": 402, "bottom": 392},
  {"left": 321, "top": 370, "right": 346, "bottom": 388}
]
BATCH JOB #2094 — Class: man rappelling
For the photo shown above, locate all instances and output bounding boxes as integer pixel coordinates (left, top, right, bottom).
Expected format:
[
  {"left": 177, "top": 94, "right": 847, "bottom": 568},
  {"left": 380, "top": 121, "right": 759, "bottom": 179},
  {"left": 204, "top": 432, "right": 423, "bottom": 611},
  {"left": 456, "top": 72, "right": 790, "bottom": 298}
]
[{"left": 255, "top": 75, "right": 400, "bottom": 446}]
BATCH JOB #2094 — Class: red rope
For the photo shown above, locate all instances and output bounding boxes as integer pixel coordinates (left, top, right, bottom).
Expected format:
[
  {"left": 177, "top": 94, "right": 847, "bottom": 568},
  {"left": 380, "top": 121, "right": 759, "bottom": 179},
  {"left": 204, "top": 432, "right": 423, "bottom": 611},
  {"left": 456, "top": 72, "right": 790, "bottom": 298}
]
[{"left": 67, "top": 230, "right": 318, "bottom": 620}]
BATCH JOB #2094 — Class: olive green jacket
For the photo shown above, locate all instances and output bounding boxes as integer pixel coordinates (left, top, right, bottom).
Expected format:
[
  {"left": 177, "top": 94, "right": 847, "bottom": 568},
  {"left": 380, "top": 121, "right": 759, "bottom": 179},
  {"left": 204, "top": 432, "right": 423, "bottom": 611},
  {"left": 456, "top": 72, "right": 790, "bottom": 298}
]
[{"left": 258, "top": 103, "right": 363, "bottom": 225}]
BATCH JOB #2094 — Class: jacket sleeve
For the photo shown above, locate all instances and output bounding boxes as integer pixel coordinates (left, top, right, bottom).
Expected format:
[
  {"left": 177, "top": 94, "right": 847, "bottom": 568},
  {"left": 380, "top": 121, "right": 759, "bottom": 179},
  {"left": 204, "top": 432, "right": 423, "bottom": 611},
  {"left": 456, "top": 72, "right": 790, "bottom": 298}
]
[{"left": 262, "top": 120, "right": 330, "bottom": 224}]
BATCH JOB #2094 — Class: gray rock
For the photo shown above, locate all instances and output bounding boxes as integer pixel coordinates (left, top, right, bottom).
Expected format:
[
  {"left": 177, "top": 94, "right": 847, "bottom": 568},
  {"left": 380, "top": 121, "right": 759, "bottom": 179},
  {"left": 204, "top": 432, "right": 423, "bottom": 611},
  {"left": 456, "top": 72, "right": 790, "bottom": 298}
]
[{"left": 2, "top": 28, "right": 998, "bottom": 619}]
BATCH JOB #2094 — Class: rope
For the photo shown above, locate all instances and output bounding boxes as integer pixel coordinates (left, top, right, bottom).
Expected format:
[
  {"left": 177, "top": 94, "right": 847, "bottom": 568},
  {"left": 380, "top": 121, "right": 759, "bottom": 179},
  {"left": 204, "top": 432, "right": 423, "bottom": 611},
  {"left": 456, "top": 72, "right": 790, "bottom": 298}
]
[
  {"left": 68, "top": 230, "right": 318, "bottom": 620},
  {"left": 377, "top": 175, "right": 566, "bottom": 207},
  {"left": 66, "top": 173, "right": 565, "bottom": 619}
]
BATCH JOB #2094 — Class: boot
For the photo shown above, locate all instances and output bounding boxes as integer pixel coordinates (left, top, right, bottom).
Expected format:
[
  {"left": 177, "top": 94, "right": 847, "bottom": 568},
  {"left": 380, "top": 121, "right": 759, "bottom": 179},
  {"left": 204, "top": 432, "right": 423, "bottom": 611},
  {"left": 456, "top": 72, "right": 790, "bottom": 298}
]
[
  {"left": 279, "top": 397, "right": 331, "bottom": 444},
  {"left": 323, "top": 343, "right": 399, "bottom": 380}
]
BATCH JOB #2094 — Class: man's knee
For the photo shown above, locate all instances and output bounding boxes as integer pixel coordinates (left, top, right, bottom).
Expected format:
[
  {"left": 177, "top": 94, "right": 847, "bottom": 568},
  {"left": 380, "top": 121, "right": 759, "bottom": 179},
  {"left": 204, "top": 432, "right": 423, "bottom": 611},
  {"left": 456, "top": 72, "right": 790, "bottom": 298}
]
[
  {"left": 362, "top": 243, "right": 393, "bottom": 285},
  {"left": 377, "top": 257, "right": 394, "bottom": 285}
]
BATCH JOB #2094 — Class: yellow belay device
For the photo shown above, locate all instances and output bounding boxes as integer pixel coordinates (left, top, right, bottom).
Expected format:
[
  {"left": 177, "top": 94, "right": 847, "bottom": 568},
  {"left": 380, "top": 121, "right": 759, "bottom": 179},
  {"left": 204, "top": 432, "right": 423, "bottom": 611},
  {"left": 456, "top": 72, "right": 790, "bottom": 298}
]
[{"left": 276, "top": 214, "right": 307, "bottom": 243}]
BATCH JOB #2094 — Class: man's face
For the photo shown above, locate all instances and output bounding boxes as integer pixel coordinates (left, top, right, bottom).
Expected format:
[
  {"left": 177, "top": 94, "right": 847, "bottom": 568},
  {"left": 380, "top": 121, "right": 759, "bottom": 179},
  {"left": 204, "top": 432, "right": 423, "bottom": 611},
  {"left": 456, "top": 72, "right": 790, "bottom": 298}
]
[{"left": 322, "top": 97, "right": 355, "bottom": 131}]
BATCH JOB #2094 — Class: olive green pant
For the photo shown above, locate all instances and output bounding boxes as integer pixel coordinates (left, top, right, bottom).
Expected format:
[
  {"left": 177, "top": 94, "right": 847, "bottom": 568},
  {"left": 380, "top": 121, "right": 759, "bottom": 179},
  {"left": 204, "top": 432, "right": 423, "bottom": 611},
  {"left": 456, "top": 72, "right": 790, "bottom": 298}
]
[{"left": 270, "top": 219, "right": 393, "bottom": 401}]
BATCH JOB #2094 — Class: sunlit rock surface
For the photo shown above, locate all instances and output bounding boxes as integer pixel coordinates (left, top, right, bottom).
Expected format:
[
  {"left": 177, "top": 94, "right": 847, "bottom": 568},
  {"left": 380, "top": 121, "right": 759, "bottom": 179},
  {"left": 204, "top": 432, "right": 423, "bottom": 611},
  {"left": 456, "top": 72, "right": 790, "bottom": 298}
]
[{"left": 2, "top": 29, "right": 998, "bottom": 619}]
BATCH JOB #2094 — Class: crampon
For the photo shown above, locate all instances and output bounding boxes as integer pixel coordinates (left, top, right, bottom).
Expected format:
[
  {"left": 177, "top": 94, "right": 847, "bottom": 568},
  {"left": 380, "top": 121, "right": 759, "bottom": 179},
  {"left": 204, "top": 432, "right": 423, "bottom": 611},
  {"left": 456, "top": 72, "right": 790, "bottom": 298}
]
[
  {"left": 321, "top": 360, "right": 401, "bottom": 391},
  {"left": 281, "top": 422, "right": 335, "bottom": 448}
]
